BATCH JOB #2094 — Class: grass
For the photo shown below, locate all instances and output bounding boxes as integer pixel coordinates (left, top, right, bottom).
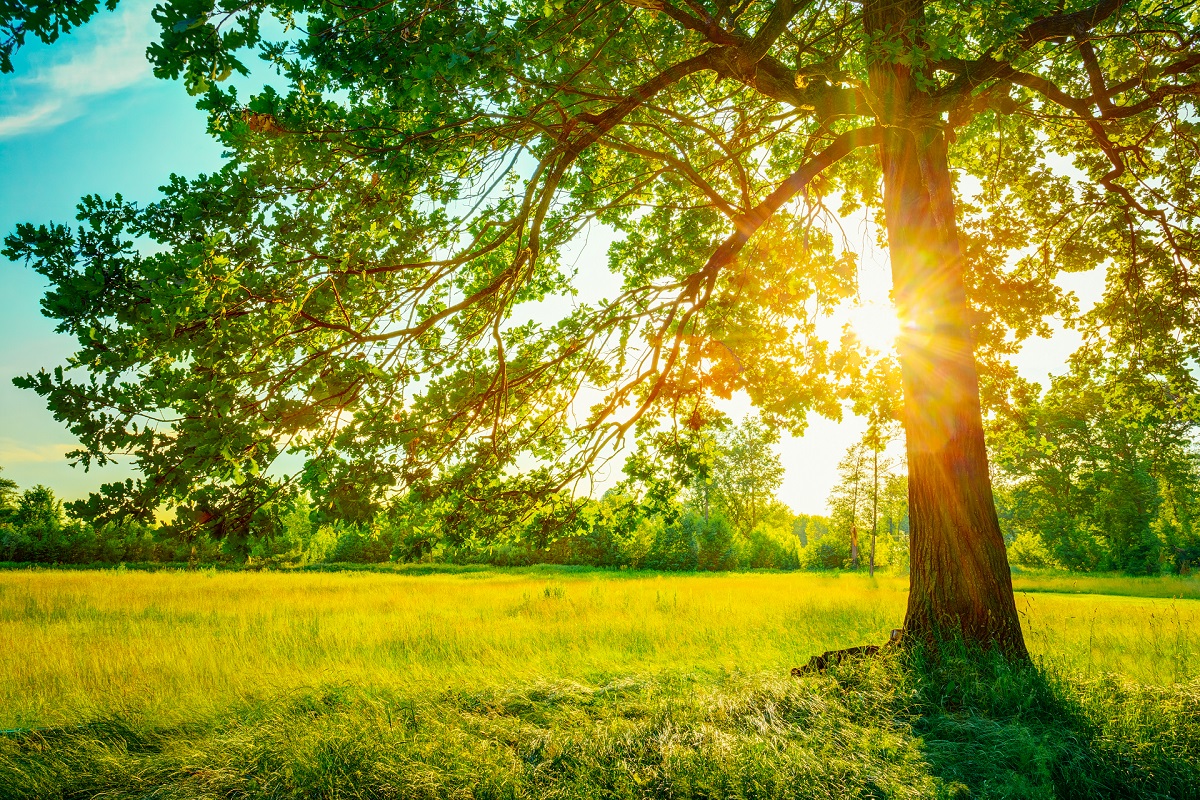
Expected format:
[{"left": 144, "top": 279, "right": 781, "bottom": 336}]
[
  {"left": 1010, "top": 569, "right": 1200, "bottom": 600},
  {"left": 1, "top": 568, "right": 1198, "bottom": 798}
]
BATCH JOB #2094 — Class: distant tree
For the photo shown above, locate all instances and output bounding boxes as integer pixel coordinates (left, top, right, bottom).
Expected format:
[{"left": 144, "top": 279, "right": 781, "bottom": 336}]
[
  {"left": 644, "top": 512, "right": 701, "bottom": 571},
  {"left": 827, "top": 441, "right": 867, "bottom": 568},
  {"left": 0, "top": 467, "right": 17, "bottom": 523},
  {"left": 708, "top": 416, "right": 786, "bottom": 537},
  {"left": 877, "top": 472, "right": 910, "bottom": 571},
  {"left": 791, "top": 514, "right": 831, "bottom": 547},
  {"left": 15, "top": 485, "right": 62, "bottom": 531},
  {"left": 826, "top": 425, "right": 905, "bottom": 571},
  {"left": 991, "top": 357, "right": 1200, "bottom": 574}
]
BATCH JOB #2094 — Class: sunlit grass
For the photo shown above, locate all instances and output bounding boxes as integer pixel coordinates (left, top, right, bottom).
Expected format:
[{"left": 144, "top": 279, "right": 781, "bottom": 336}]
[{"left": 1, "top": 568, "right": 1197, "bottom": 730}]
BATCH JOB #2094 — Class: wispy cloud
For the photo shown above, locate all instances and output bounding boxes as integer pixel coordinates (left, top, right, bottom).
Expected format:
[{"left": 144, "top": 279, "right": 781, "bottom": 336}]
[
  {"left": 0, "top": 0, "right": 155, "bottom": 138},
  {"left": 0, "top": 438, "right": 76, "bottom": 464}
]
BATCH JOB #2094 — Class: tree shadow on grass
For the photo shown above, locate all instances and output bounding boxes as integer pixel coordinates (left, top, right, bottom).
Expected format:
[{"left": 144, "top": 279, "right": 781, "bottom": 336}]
[
  {"left": 4, "top": 653, "right": 1198, "bottom": 800},
  {"left": 891, "top": 642, "right": 1200, "bottom": 800}
]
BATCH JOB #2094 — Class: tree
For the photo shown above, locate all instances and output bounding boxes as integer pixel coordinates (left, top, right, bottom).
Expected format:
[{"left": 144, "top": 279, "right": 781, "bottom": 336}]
[
  {"left": 877, "top": 472, "right": 910, "bottom": 572},
  {"left": 991, "top": 354, "right": 1200, "bottom": 574},
  {"left": 8, "top": 0, "right": 1200, "bottom": 655},
  {"left": 0, "top": 467, "right": 17, "bottom": 523},
  {"left": 791, "top": 513, "right": 831, "bottom": 548},
  {"left": 707, "top": 415, "right": 786, "bottom": 536},
  {"left": 15, "top": 485, "right": 63, "bottom": 531},
  {"left": 824, "top": 440, "right": 863, "bottom": 567}
]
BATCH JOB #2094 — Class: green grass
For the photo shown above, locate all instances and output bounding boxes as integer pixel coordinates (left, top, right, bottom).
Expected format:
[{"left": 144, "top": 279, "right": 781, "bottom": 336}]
[
  {"left": 1, "top": 569, "right": 1198, "bottom": 798},
  {"left": 1010, "top": 569, "right": 1200, "bottom": 600}
]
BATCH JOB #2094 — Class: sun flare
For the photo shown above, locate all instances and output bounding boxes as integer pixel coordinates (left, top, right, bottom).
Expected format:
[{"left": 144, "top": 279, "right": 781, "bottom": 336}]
[{"left": 846, "top": 300, "right": 902, "bottom": 353}]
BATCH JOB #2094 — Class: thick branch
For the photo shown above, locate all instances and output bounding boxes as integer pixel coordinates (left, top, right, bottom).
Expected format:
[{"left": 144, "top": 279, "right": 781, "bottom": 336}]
[
  {"left": 1077, "top": 36, "right": 1115, "bottom": 115},
  {"left": 700, "top": 125, "right": 882, "bottom": 278},
  {"left": 936, "top": 0, "right": 1131, "bottom": 101},
  {"left": 744, "top": 0, "right": 801, "bottom": 61}
]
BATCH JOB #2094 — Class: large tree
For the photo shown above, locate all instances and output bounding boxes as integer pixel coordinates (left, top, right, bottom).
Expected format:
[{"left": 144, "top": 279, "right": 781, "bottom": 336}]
[{"left": 7, "top": 0, "right": 1200, "bottom": 655}]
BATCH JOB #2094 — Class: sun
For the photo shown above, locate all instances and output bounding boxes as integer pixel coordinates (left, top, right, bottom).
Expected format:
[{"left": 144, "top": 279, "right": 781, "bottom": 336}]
[{"left": 845, "top": 300, "right": 902, "bottom": 353}]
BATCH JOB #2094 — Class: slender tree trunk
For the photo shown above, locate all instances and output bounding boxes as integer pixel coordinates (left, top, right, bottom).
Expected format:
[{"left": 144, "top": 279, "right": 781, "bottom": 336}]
[
  {"left": 865, "top": 0, "right": 1028, "bottom": 657},
  {"left": 870, "top": 433, "right": 878, "bottom": 578}
]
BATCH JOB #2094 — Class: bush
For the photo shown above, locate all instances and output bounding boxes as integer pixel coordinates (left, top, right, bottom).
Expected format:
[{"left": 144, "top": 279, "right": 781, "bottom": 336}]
[
  {"left": 324, "top": 523, "right": 396, "bottom": 563},
  {"left": 643, "top": 514, "right": 698, "bottom": 571},
  {"left": 799, "top": 537, "right": 849, "bottom": 570},
  {"left": 1008, "top": 531, "right": 1058, "bottom": 569},
  {"left": 740, "top": 519, "right": 801, "bottom": 570},
  {"left": 694, "top": 514, "right": 738, "bottom": 570}
]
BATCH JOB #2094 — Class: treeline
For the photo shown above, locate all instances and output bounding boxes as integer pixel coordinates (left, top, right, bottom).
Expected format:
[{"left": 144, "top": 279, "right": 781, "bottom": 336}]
[
  {"left": 0, "top": 482, "right": 181, "bottom": 564},
  {"left": 0, "top": 479, "right": 840, "bottom": 572},
  {"left": 990, "top": 360, "right": 1200, "bottom": 575},
  {"left": 7, "top": 356, "right": 1197, "bottom": 577},
  {"left": 0, "top": 418, "right": 898, "bottom": 571}
]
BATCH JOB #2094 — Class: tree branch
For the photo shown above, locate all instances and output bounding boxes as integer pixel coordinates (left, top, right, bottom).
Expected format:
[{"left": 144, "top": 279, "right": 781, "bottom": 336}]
[
  {"left": 700, "top": 125, "right": 882, "bottom": 279},
  {"left": 936, "top": 0, "right": 1132, "bottom": 101}
]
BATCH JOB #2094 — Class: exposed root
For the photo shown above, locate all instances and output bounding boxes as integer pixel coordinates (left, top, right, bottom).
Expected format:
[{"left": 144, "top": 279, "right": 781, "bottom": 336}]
[{"left": 791, "top": 629, "right": 902, "bottom": 676}]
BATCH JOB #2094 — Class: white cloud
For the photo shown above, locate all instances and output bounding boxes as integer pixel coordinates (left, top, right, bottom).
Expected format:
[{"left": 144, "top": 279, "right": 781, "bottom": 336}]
[
  {"left": 0, "top": 100, "right": 67, "bottom": 137},
  {"left": 0, "top": 0, "right": 155, "bottom": 138}
]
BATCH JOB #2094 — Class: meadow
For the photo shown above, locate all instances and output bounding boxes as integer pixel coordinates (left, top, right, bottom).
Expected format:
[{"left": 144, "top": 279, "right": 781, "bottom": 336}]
[{"left": 2, "top": 568, "right": 1199, "bottom": 798}]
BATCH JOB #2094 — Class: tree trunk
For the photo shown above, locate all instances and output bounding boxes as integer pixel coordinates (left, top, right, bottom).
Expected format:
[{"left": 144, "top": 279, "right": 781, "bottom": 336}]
[
  {"left": 865, "top": 0, "right": 1028, "bottom": 657},
  {"left": 870, "top": 435, "right": 878, "bottom": 578}
]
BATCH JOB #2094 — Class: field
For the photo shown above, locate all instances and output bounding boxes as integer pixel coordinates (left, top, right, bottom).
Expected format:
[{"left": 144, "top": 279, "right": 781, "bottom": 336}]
[{"left": 2, "top": 567, "right": 1200, "bottom": 798}]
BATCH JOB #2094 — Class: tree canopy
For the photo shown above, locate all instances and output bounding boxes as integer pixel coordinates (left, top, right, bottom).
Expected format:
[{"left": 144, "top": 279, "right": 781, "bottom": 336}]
[{"left": 6, "top": 0, "right": 1200, "bottom": 651}]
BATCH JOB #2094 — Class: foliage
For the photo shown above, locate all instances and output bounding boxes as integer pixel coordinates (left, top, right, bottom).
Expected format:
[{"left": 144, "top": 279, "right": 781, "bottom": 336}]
[
  {"left": 6, "top": 0, "right": 1200, "bottom": 552},
  {"left": 1007, "top": 531, "right": 1058, "bottom": 569},
  {"left": 791, "top": 513, "right": 831, "bottom": 547},
  {"left": 992, "top": 357, "right": 1200, "bottom": 574},
  {"left": 741, "top": 510, "right": 803, "bottom": 570},
  {"left": 0, "top": 466, "right": 17, "bottom": 521},
  {"left": 0, "top": 0, "right": 119, "bottom": 73}
]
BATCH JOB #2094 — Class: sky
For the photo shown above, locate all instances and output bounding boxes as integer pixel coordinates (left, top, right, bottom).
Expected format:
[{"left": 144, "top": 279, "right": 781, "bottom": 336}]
[{"left": 0, "top": 3, "right": 1105, "bottom": 514}]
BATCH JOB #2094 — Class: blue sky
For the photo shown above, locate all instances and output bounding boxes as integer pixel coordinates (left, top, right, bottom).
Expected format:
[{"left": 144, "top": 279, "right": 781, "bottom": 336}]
[
  {"left": 0, "top": 0, "right": 224, "bottom": 498},
  {"left": 0, "top": 3, "right": 1102, "bottom": 513}
]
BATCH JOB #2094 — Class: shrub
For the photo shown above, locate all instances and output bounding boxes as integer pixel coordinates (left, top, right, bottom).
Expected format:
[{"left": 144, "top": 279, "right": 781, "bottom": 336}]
[
  {"left": 741, "top": 519, "right": 801, "bottom": 570},
  {"left": 1008, "top": 531, "right": 1058, "bottom": 569},
  {"left": 694, "top": 514, "right": 738, "bottom": 570},
  {"left": 643, "top": 514, "right": 698, "bottom": 571}
]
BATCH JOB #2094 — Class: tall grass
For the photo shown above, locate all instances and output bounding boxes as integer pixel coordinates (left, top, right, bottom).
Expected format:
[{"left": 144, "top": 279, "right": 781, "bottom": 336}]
[
  {"left": 1010, "top": 569, "right": 1200, "bottom": 600},
  {"left": 1, "top": 568, "right": 1196, "bottom": 730},
  {"left": 4, "top": 651, "right": 1199, "bottom": 799},
  {"left": 2, "top": 568, "right": 1200, "bottom": 798}
]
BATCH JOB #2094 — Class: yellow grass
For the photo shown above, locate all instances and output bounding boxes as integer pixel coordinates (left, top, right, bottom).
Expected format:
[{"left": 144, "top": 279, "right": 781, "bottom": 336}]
[{"left": 1, "top": 568, "right": 1197, "bottom": 729}]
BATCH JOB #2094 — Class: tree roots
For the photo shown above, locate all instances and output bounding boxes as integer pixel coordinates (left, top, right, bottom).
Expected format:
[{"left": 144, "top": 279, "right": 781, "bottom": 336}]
[{"left": 791, "top": 629, "right": 902, "bottom": 675}]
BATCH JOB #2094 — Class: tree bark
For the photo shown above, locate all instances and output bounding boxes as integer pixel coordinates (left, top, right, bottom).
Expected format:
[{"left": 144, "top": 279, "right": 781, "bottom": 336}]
[{"left": 865, "top": 0, "right": 1029, "bottom": 657}]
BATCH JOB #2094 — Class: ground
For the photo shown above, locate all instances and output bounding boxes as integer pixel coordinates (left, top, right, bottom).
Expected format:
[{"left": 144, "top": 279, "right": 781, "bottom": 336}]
[{"left": 1, "top": 567, "right": 1198, "bottom": 798}]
